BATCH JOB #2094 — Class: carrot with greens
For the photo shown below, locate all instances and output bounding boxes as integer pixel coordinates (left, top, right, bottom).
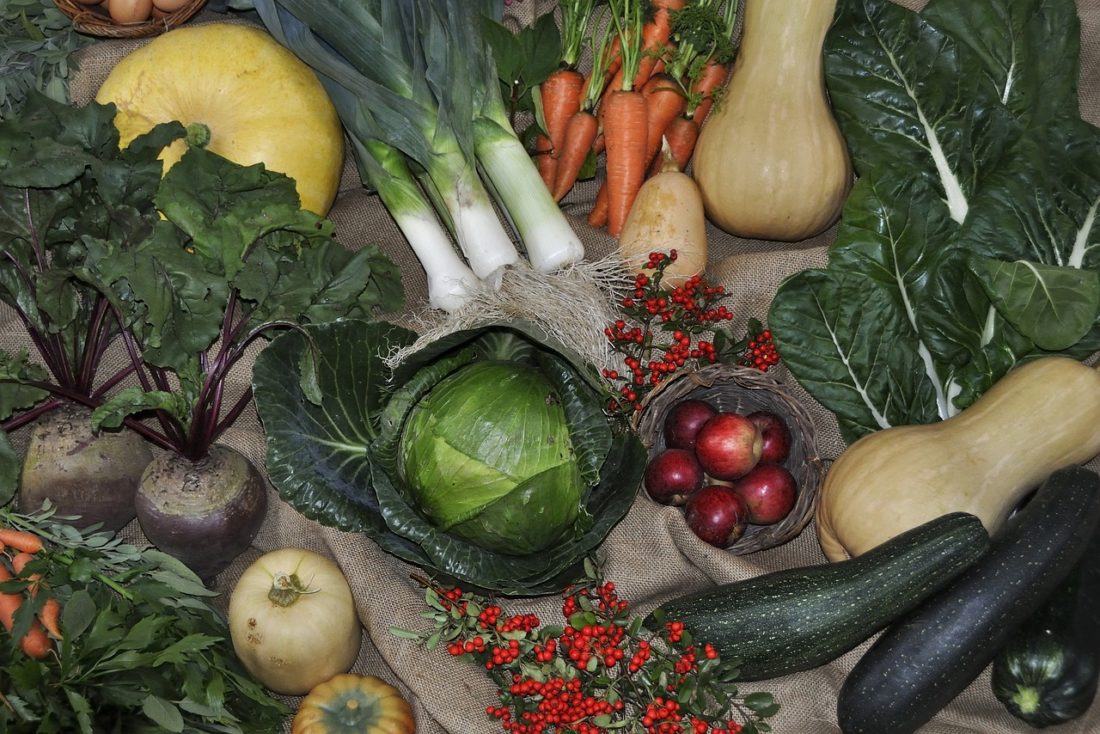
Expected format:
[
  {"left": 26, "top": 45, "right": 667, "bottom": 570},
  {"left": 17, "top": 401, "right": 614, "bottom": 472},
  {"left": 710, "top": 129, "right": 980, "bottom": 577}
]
[
  {"left": 606, "top": 0, "right": 682, "bottom": 98},
  {"left": 0, "top": 528, "right": 44, "bottom": 555},
  {"left": 541, "top": 0, "right": 597, "bottom": 174},
  {"left": 603, "top": 0, "right": 649, "bottom": 237},
  {"left": 689, "top": 57, "right": 731, "bottom": 125},
  {"left": 552, "top": 14, "right": 616, "bottom": 201},
  {"left": 19, "top": 620, "right": 51, "bottom": 659},
  {"left": 641, "top": 72, "right": 687, "bottom": 169}
]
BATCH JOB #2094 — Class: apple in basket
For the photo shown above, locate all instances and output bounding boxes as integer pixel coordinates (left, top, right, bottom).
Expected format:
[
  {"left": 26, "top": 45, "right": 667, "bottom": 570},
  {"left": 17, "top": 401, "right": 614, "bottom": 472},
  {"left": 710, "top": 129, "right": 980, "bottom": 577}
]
[
  {"left": 684, "top": 484, "right": 750, "bottom": 547},
  {"left": 644, "top": 448, "right": 705, "bottom": 506},
  {"left": 747, "top": 410, "right": 792, "bottom": 464},
  {"left": 693, "top": 412, "right": 763, "bottom": 480},
  {"left": 732, "top": 463, "right": 798, "bottom": 525},
  {"left": 663, "top": 399, "right": 719, "bottom": 451}
]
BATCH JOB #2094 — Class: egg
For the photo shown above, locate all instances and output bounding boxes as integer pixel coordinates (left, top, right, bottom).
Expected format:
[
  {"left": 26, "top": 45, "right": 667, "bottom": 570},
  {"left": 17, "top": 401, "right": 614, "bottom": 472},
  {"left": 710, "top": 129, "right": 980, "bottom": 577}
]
[
  {"left": 151, "top": 0, "right": 193, "bottom": 11},
  {"left": 108, "top": 0, "right": 154, "bottom": 24}
]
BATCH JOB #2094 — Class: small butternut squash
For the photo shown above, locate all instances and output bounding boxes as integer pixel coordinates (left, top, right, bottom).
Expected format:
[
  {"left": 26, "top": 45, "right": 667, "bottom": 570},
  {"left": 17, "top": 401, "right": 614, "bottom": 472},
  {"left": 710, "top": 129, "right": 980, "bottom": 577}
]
[
  {"left": 817, "top": 357, "right": 1100, "bottom": 562},
  {"left": 692, "top": 0, "right": 852, "bottom": 241},
  {"left": 618, "top": 144, "right": 708, "bottom": 289},
  {"left": 292, "top": 674, "right": 415, "bottom": 734}
]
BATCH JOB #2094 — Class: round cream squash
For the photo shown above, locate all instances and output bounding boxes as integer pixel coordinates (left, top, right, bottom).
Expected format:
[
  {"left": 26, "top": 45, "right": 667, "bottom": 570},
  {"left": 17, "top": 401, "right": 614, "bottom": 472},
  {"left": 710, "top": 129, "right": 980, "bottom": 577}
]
[{"left": 95, "top": 22, "right": 344, "bottom": 216}]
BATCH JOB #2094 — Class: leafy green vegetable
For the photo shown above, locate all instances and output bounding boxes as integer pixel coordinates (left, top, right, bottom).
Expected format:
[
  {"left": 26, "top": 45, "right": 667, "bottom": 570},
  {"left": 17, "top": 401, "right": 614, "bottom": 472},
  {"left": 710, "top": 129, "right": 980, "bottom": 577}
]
[
  {"left": 481, "top": 9, "right": 561, "bottom": 121},
  {"left": 0, "top": 0, "right": 92, "bottom": 119},
  {"left": 0, "top": 504, "right": 289, "bottom": 733},
  {"left": 252, "top": 319, "right": 645, "bottom": 596},
  {"left": 769, "top": 0, "right": 1100, "bottom": 443}
]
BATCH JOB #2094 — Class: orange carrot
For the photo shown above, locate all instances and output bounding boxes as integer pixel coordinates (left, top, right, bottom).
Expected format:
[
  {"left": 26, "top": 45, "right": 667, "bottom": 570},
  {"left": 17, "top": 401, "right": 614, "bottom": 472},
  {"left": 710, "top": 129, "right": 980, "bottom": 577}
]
[
  {"left": 641, "top": 73, "right": 687, "bottom": 169},
  {"left": 654, "top": 115, "right": 700, "bottom": 176},
  {"left": 534, "top": 132, "right": 557, "bottom": 190},
  {"left": 603, "top": 87, "right": 650, "bottom": 237},
  {"left": 20, "top": 619, "right": 51, "bottom": 659},
  {"left": 38, "top": 597, "right": 62, "bottom": 640},
  {"left": 607, "top": 5, "right": 677, "bottom": 95},
  {"left": 689, "top": 58, "right": 731, "bottom": 125},
  {"left": 552, "top": 110, "right": 600, "bottom": 202},
  {"left": 0, "top": 529, "right": 42, "bottom": 555},
  {"left": 588, "top": 181, "right": 609, "bottom": 228},
  {"left": 0, "top": 563, "right": 19, "bottom": 633},
  {"left": 542, "top": 69, "right": 585, "bottom": 160},
  {"left": 11, "top": 552, "right": 35, "bottom": 578}
]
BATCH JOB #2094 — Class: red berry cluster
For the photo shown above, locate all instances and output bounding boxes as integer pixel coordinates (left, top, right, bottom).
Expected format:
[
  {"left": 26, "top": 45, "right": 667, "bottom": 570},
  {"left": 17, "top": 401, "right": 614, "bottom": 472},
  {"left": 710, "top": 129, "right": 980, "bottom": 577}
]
[
  {"left": 604, "top": 251, "right": 780, "bottom": 420},
  {"left": 396, "top": 569, "right": 779, "bottom": 734},
  {"left": 739, "top": 329, "right": 780, "bottom": 371}
]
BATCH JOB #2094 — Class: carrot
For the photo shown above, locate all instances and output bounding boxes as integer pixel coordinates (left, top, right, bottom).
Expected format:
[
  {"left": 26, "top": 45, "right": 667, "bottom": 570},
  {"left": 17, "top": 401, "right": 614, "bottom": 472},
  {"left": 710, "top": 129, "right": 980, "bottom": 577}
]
[
  {"left": 0, "top": 563, "right": 19, "bottom": 633},
  {"left": 39, "top": 597, "right": 62, "bottom": 640},
  {"left": 20, "top": 619, "right": 51, "bottom": 659},
  {"left": 534, "top": 132, "right": 557, "bottom": 190},
  {"left": 641, "top": 73, "right": 687, "bottom": 169},
  {"left": 11, "top": 551, "right": 35, "bottom": 578},
  {"left": 602, "top": 87, "right": 650, "bottom": 238},
  {"left": 588, "top": 181, "right": 609, "bottom": 228},
  {"left": 0, "top": 528, "right": 43, "bottom": 555},
  {"left": 689, "top": 58, "right": 730, "bottom": 125},
  {"left": 541, "top": 69, "right": 586, "bottom": 161},
  {"left": 552, "top": 110, "right": 600, "bottom": 201},
  {"left": 606, "top": 5, "right": 677, "bottom": 95},
  {"left": 653, "top": 115, "right": 700, "bottom": 176}
]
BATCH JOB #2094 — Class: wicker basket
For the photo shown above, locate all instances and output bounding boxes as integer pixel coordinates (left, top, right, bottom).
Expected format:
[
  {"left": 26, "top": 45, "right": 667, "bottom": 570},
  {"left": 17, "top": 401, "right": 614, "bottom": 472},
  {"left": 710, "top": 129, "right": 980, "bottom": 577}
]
[
  {"left": 633, "top": 364, "right": 824, "bottom": 554},
  {"left": 54, "top": 0, "right": 207, "bottom": 38}
]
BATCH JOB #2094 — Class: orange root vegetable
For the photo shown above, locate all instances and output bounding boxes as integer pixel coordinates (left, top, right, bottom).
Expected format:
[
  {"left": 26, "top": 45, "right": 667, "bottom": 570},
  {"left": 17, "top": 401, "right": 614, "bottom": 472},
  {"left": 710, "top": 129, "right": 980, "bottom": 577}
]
[
  {"left": 552, "top": 109, "right": 600, "bottom": 202},
  {"left": 534, "top": 132, "right": 557, "bottom": 190},
  {"left": 602, "top": 88, "right": 649, "bottom": 237},
  {"left": 607, "top": 5, "right": 677, "bottom": 93},
  {"left": 39, "top": 597, "right": 62, "bottom": 640},
  {"left": 0, "top": 529, "right": 43, "bottom": 555},
  {"left": 19, "top": 620, "right": 52, "bottom": 659},
  {"left": 11, "top": 552, "right": 35, "bottom": 578},
  {"left": 653, "top": 115, "right": 700, "bottom": 176},
  {"left": 689, "top": 59, "right": 731, "bottom": 125},
  {"left": 589, "top": 182, "right": 610, "bottom": 228},
  {"left": 541, "top": 69, "right": 586, "bottom": 161},
  {"left": 618, "top": 144, "right": 708, "bottom": 288},
  {"left": 0, "top": 563, "right": 20, "bottom": 633},
  {"left": 642, "top": 73, "right": 687, "bottom": 169}
]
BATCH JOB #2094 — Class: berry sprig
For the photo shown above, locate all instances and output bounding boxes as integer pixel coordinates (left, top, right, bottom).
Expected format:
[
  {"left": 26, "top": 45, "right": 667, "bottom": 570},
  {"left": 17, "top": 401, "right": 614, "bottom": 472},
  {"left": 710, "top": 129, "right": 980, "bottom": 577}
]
[
  {"left": 604, "top": 251, "right": 781, "bottom": 421},
  {"left": 392, "top": 563, "right": 780, "bottom": 734}
]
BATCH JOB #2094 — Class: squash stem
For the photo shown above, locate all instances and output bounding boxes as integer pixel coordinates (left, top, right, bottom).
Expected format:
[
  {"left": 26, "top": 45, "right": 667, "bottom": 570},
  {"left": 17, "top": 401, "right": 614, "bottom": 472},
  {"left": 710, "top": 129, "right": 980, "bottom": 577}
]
[{"left": 268, "top": 572, "right": 318, "bottom": 607}]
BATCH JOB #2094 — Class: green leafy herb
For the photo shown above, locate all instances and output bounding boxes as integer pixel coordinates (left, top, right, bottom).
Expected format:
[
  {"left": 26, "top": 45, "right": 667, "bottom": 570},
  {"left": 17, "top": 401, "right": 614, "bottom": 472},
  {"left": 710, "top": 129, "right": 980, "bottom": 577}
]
[
  {"left": 0, "top": 503, "right": 290, "bottom": 733},
  {"left": 769, "top": 0, "right": 1100, "bottom": 443},
  {"left": 0, "top": 0, "right": 92, "bottom": 119},
  {"left": 481, "top": 10, "right": 562, "bottom": 121}
]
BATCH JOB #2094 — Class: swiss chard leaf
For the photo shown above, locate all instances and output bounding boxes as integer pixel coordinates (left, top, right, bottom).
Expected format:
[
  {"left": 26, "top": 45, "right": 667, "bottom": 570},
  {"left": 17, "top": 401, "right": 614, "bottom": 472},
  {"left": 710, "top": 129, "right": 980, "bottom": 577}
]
[{"left": 771, "top": 0, "right": 1100, "bottom": 443}]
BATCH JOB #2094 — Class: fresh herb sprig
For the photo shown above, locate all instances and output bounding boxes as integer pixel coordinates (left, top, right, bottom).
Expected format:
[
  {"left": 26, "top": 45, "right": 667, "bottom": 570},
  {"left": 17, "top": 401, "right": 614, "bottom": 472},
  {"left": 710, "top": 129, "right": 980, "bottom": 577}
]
[
  {"left": 0, "top": 0, "right": 92, "bottom": 119},
  {"left": 0, "top": 503, "right": 290, "bottom": 733},
  {"left": 392, "top": 560, "right": 779, "bottom": 733}
]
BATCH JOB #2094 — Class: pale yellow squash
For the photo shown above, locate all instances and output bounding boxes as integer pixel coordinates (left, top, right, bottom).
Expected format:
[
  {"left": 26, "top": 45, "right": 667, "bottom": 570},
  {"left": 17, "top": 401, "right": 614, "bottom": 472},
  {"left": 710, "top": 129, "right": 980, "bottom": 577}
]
[
  {"left": 692, "top": 0, "right": 852, "bottom": 241},
  {"left": 817, "top": 357, "right": 1100, "bottom": 562},
  {"left": 95, "top": 23, "right": 344, "bottom": 216},
  {"left": 618, "top": 148, "right": 708, "bottom": 289}
]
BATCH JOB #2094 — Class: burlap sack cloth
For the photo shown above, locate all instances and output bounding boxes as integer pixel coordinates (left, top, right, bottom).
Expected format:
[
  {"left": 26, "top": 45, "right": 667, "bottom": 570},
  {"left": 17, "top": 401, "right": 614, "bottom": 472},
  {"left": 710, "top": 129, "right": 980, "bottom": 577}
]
[{"left": 11, "top": 0, "right": 1095, "bottom": 731}]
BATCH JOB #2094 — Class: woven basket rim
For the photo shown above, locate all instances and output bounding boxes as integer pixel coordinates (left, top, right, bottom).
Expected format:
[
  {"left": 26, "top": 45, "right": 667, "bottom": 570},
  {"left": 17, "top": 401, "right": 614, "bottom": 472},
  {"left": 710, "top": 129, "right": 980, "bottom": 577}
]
[
  {"left": 634, "top": 364, "right": 824, "bottom": 555},
  {"left": 54, "top": 0, "right": 207, "bottom": 38}
]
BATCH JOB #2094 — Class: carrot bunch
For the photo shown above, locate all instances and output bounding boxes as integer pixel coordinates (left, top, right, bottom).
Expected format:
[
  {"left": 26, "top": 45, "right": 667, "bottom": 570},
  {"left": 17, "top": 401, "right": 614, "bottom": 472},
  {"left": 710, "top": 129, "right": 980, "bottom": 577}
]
[
  {"left": 0, "top": 526, "right": 61, "bottom": 660},
  {"left": 536, "top": 0, "right": 739, "bottom": 237}
]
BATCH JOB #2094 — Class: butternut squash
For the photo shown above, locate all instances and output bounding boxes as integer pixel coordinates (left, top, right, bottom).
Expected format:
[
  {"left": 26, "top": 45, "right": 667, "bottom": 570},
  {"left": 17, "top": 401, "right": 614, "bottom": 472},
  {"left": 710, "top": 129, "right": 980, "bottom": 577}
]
[
  {"left": 692, "top": 0, "right": 852, "bottom": 241},
  {"left": 817, "top": 357, "right": 1100, "bottom": 562}
]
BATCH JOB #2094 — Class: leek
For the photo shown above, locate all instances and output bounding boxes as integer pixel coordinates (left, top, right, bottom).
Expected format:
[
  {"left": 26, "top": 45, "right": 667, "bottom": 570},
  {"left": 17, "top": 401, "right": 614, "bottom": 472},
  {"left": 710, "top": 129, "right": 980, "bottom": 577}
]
[{"left": 253, "top": 0, "right": 520, "bottom": 286}]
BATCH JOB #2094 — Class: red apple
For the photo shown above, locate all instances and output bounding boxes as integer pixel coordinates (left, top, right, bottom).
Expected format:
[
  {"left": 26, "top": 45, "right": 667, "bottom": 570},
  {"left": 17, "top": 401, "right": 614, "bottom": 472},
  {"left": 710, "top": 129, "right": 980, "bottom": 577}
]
[
  {"left": 732, "top": 463, "right": 798, "bottom": 524},
  {"left": 663, "top": 398, "right": 719, "bottom": 451},
  {"left": 693, "top": 412, "right": 763, "bottom": 480},
  {"left": 684, "top": 484, "right": 749, "bottom": 547},
  {"left": 644, "top": 448, "right": 705, "bottom": 505},
  {"left": 747, "top": 410, "right": 793, "bottom": 464}
]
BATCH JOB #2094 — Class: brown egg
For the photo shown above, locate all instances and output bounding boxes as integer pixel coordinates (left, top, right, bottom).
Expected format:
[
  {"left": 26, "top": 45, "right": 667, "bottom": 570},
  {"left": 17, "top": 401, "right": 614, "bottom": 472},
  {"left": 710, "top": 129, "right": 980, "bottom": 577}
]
[
  {"left": 108, "top": 0, "right": 154, "bottom": 24},
  {"left": 151, "top": 0, "right": 193, "bottom": 11}
]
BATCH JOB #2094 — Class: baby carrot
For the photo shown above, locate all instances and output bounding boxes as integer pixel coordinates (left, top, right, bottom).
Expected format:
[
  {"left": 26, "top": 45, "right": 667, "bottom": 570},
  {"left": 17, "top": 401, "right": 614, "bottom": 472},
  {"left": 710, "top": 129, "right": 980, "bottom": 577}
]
[{"left": 0, "top": 528, "right": 43, "bottom": 555}]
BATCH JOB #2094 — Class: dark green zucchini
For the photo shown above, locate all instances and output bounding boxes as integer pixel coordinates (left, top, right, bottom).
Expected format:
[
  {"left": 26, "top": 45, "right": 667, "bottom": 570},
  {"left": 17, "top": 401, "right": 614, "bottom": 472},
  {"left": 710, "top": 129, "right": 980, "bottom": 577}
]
[
  {"left": 990, "top": 519, "right": 1100, "bottom": 728},
  {"left": 837, "top": 465, "right": 1100, "bottom": 734},
  {"left": 643, "top": 511, "right": 989, "bottom": 681}
]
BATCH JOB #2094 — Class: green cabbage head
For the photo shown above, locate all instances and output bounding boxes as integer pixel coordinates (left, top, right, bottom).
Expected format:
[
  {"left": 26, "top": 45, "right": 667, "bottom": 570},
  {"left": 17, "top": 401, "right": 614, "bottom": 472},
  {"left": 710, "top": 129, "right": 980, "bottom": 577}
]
[{"left": 252, "top": 319, "right": 645, "bottom": 596}]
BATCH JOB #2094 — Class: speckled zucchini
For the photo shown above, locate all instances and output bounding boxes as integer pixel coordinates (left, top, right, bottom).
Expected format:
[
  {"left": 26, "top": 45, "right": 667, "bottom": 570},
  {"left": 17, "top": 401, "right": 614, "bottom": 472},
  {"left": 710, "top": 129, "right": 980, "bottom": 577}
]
[
  {"left": 643, "top": 511, "right": 989, "bottom": 681},
  {"left": 838, "top": 465, "right": 1100, "bottom": 734}
]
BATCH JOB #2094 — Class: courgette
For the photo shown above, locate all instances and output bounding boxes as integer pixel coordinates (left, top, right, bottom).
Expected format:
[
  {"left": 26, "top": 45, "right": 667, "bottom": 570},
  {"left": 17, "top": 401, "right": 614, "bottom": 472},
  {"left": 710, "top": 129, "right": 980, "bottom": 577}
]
[
  {"left": 837, "top": 465, "right": 1100, "bottom": 734},
  {"left": 990, "top": 521, "right": 1100, "bottom": 728},
  {"left": 643, "top": 511, "right": 989, "bottom": 681}
]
